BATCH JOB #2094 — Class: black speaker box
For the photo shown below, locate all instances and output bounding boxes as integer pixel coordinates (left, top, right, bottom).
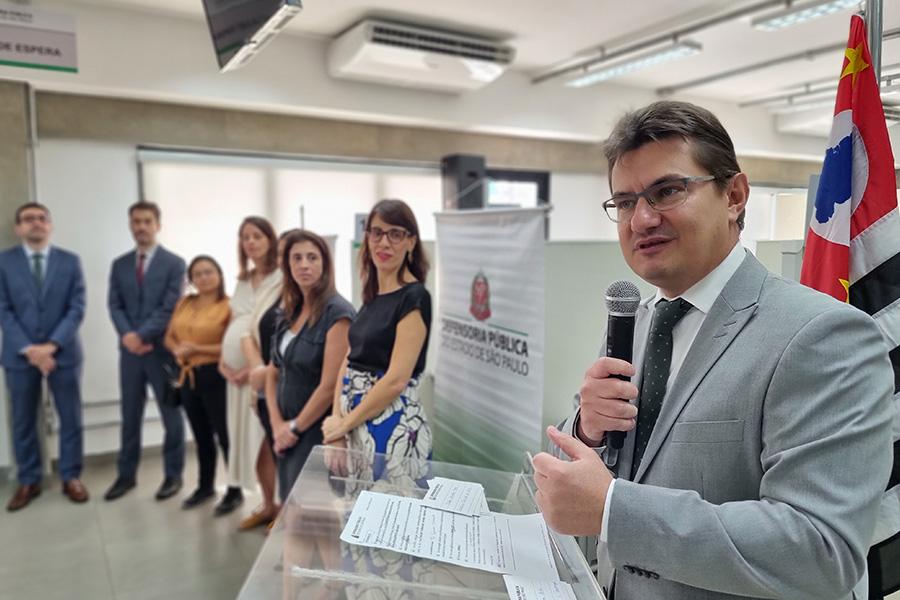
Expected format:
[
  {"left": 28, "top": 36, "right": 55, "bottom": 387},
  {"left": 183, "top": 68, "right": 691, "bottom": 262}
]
[{"left": 441, "top": 154, "right": 486, "bottom": 210}]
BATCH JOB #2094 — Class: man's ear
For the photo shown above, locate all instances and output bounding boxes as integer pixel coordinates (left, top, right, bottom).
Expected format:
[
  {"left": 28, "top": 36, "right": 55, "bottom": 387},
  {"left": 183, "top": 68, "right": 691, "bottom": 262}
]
[{"left": 727, "top": 173, "right": 750, "bottom": 223}]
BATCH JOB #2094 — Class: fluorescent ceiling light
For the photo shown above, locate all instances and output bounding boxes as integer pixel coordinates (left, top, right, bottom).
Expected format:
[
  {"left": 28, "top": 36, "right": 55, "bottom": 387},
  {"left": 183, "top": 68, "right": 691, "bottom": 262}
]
[
  {"left": 752, "top": 0, "right": 859, "bottom": 32},
  {"left": 763, "top": 83, "right": 900, "bottom": 112},
  {"left": 767, "top": 98, "right": 837, "bottom": 113},
  {"left": 566, "top": 40, "right": 702, "bottom": 88}
]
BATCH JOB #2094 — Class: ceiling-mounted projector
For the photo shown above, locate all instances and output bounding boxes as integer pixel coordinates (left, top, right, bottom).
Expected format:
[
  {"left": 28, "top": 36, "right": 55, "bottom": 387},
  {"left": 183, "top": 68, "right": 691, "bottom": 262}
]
[{"left": 328, "top": 20, "right": 515, "bottom": 94}]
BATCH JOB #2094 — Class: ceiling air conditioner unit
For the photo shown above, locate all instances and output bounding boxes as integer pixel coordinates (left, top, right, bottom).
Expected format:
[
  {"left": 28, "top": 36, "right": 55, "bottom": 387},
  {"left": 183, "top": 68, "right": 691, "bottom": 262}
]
[{"left": 328, "top": 20, "right": 515, "bottom": 93}]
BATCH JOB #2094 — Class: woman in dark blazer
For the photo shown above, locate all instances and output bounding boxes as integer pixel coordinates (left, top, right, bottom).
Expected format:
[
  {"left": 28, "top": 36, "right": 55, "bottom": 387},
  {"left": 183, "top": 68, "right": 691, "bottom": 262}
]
[{"left": 264, "top": 230, "right": 355, "bottom": 501}]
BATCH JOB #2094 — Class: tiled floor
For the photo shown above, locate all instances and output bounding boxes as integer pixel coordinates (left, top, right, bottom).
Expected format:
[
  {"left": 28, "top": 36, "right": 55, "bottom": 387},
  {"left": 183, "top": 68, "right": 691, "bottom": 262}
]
[{"left": 0, "top": 451, "right": 267, "bottom": 600}]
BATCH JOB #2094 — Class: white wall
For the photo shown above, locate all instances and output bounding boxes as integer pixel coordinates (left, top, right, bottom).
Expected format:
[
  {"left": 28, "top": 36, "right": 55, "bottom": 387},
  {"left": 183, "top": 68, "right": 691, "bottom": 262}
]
[
  {"left": 2, "top": 1, "right": 828, "bottom": 158},
  {"left": 35, "top": 141, "right": 140, "bottom": 403},
  {"left": 549, "top": 173, "right": 617, "bottom": 241},
  {"left": 143, "top": 161, "right": 269, "bottom": 294},
  {"left": 0, "top": 374, "right": 9, "bottom": 471}
]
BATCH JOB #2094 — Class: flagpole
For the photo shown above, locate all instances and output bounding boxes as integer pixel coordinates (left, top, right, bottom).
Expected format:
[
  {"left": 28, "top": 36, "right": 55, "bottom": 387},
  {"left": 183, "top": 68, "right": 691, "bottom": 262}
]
[{"left": 865, "top": 0, "right": 883, "bottom": 79}]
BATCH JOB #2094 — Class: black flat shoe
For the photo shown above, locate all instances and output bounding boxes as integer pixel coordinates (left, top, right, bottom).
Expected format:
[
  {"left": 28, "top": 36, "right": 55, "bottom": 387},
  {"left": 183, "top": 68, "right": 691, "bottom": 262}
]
[
  {"left": 155, "top": 477, "right": 183, "bottom": 501},
  {"left": 104, "top": 478, "right": 136, "bottom": 501},
  {"left": 214, "top": 486, "right": 244, "bottom": 516},
  {"left": 181, "top": 488, "right": 215, "bottom": 509}
]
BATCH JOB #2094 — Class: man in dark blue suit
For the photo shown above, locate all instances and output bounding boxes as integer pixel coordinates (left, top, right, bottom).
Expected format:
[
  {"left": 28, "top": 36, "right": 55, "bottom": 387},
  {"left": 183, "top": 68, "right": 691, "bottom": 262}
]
[
  {"left": 104, "top": 201, "right": 186, "bottom": 502},
  {"left": 0, "top": 203, "right": 87, "bottom": 511}
]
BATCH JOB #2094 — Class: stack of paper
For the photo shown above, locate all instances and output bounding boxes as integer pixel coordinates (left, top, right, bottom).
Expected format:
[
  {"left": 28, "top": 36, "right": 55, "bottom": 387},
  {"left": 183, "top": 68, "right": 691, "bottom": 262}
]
[
  {"left": 421, "top": 477, "right": 491, "bottom": 516},
  {"left": 503, "top": 575, "right": 577, "bottom": 600},
  {"left": 339, "top": 477, "right": 578, "bottom": 599}
]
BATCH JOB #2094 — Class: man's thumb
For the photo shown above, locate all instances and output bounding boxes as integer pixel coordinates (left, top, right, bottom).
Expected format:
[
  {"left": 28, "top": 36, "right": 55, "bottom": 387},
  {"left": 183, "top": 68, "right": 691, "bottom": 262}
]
[{"left": 546, "top": 425, "right": 591, "bottom": 460}]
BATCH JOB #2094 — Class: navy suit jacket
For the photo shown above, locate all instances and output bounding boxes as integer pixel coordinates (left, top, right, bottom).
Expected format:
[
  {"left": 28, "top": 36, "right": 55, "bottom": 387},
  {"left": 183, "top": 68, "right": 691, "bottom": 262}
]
[
  {"left": 0, "top": 245, "right": 86, "bottom": 370},
  {"left": 107, "top": 246, "right": 185, "bottom": 348}
]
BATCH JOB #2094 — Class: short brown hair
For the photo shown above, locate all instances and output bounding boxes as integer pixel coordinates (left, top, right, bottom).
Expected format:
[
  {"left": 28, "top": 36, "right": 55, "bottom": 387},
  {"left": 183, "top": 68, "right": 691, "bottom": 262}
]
[
  {"left": 603, "top": 101, "right": 745, "bottom": 230},
  {"left": 237, "top": 216, "right": 278, "bottom": 280},
  {"left": 281, "top": 229, "right": 336, "bottom": 326},
  {"left": 15, "top": 202, "right": 50, "bottom": 224},
  {"left": 128, "top": 201, "right": 161, "bottom": 222},
  {"left": 359, "top": 199, "right": 429, "bottom": 304}
]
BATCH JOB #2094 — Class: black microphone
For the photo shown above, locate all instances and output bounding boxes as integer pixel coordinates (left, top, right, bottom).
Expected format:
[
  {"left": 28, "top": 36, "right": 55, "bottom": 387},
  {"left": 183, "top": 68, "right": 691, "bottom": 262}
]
[{"left": 603, "top": 280, "right": 641, "bottom": 454}]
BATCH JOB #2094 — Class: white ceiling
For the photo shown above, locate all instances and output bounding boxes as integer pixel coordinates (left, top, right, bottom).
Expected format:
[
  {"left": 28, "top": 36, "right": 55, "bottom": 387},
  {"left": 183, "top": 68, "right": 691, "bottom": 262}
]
[{"left": 79, "top": 0, "right": 900, "bottom": 104}]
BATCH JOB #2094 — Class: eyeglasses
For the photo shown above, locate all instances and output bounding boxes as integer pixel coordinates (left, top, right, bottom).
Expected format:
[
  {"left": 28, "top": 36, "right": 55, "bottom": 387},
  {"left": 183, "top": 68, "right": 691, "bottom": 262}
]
[
  {"left": 367, "top": 227, "right": 411, "bottom": 244},
  {"left": 19, "top": 214, "right": 49, "bottom": 224},
  {"left": 602, "top": 175, "right": 720, "bottom": 223}
]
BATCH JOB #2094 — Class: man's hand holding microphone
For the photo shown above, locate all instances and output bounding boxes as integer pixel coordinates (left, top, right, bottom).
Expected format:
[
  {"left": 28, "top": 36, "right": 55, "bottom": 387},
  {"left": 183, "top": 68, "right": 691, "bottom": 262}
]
[{"left": 533, "top": 281, "right": 642, "bottom": 537}]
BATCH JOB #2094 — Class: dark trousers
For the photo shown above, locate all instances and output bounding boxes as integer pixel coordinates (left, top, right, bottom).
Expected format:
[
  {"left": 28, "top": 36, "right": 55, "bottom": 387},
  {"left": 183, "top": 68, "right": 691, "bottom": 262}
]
[
  {"left": 180, "top": 364, "right": 228, "bottom": 491},
  {"left": 277, "top": 423, "right": 323, "bottom": 503},
  {"left": 7, "top": 365, "right": 83, "bottom": 485},
  {"left": 255, "top": 395, "right": 275, "bottom": 459},
  {"left": 117, "top": 350, "right": 185, "bottom": 481}
]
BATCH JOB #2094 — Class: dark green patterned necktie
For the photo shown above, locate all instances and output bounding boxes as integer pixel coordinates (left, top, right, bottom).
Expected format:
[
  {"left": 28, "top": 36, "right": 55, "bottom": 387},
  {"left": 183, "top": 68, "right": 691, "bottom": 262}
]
[
  {"left": 32, "top": 253, "right": 44, "bottom": 288},
  {"left": 631, "top": 298, "right": 693, "bottom": 478}
]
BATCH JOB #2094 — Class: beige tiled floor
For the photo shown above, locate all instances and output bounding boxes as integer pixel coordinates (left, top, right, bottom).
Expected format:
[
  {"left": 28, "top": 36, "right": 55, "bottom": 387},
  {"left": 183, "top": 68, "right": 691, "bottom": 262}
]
[{"left": 0, "top": 451, "right": 266, "bottom": 600}]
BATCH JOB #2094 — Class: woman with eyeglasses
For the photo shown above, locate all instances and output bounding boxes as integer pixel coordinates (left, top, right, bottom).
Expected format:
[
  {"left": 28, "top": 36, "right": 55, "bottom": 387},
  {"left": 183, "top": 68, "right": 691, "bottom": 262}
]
[
  {"left": 163, "top": 255, "right": 230, "bottom": 509},
  {"left": 322, "top": 199, "right": 432, "bottom": 474}
]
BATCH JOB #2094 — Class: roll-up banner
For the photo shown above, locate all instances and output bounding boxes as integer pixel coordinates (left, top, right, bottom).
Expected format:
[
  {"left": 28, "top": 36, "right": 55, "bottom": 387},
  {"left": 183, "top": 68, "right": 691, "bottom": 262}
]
[{"left": 434, "top": 207, "right": 546, "bottom": 472}]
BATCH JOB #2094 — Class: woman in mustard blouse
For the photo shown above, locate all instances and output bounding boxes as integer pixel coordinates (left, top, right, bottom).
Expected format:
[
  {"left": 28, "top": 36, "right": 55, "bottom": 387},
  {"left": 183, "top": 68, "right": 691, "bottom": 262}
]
[{"left": 164, "top": 255, "right": 231, "bottom": 509}]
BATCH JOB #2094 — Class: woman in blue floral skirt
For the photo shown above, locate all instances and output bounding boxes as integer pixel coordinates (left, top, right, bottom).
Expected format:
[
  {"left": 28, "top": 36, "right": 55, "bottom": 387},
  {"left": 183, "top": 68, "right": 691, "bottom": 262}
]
[{"left": 322, "top": 199, "right": 432, "bottom": 481}]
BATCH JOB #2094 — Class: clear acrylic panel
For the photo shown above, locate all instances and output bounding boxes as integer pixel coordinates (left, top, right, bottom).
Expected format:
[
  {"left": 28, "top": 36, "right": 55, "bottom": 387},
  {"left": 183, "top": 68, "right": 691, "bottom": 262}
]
[{"left": 238, "top": 445, "right": 605, "bottom": 599}]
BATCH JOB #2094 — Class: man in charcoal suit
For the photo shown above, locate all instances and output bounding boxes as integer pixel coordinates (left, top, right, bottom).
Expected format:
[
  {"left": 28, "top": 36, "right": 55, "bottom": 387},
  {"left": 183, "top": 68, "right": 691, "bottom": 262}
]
[{"left": 104, "top": 201, "right": 186, "bottom": 502}]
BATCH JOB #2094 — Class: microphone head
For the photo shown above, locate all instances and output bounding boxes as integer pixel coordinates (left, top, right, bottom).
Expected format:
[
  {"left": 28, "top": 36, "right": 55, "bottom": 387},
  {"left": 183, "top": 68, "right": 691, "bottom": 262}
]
[{"left": 605, "top": 280, "right": 641, "bottom": 316}]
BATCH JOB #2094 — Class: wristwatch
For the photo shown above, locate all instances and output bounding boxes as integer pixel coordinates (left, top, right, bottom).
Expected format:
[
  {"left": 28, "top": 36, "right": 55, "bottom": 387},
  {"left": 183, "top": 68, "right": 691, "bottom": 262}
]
[{"left": 289, "top": 420, "right": 299, "bottom": 435}]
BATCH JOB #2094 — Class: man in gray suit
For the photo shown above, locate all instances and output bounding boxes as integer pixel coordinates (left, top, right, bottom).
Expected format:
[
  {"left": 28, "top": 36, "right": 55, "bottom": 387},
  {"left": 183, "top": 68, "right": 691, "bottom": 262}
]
[
  {"left": 104, "top": 201, "right": 186, "bottom": 502},
  {"left": 533, "top": 101, "right": 894, "bottom": 600}
]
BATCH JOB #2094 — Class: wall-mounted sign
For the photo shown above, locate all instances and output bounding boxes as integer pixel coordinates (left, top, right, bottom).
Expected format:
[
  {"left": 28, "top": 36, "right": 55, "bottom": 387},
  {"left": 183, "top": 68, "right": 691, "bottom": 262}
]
[{"left": 0, "top": 2, "right": 76, "bottom": 73}]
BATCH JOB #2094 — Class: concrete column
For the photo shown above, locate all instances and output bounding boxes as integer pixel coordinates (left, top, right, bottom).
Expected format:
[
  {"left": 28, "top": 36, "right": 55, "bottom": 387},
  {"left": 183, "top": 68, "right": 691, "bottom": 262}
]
[
  {"left": 0, "top": 80, "right": 32, "bottom": 241},
  {"left": 0, "top": 79, "right": 33, "bottom": 476}
]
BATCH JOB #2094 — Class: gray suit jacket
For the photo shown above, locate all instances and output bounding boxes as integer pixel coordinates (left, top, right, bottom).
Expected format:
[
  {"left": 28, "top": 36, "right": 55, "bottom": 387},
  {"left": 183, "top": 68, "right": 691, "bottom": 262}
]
[{"left": 556, "top": 252, "right": 893, "bottom": 600}]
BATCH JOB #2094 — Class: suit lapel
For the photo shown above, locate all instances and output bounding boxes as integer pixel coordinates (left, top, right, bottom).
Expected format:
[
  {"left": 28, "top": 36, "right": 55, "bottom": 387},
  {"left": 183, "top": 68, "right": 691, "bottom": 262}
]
[
  {"left": 143, "top": 246, "right": 165, "bottom": 281},
  {"left": 632, "top": 254, "right": 767, "bottom": 483},
  {"left": 14, "top": 246, "right": 40, "bottom": 298},
  {"left": 40, "top": 248, "right": 59, "bottom": 299}
]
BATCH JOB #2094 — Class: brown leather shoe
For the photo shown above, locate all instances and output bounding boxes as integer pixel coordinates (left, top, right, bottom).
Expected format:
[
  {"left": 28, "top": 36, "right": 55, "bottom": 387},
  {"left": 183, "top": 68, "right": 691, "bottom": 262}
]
[
  {"left": 62, "top": 479, "right": 89, "bottom": 503},
  {"left": 6, "top": 484, "right": 41, "bottom": 512}
]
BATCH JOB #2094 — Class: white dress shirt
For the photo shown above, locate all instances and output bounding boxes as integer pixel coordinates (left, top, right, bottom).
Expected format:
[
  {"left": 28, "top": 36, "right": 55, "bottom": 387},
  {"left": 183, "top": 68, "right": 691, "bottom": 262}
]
[
  {"left": 136, "top": 244, "right": 158, "bottom": 273},
  {"left": 599, "top": 241, "right": 747, "bottom": 542},
  {"left": 23, "top": 243, "right": 51, "bottom": 267}
]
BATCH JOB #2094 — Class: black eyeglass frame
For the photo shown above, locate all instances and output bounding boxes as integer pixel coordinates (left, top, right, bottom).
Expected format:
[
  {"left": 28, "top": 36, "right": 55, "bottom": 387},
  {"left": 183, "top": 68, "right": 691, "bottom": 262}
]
[{"left": 366, "top": 226, "right": 413, "bottom": 244}]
